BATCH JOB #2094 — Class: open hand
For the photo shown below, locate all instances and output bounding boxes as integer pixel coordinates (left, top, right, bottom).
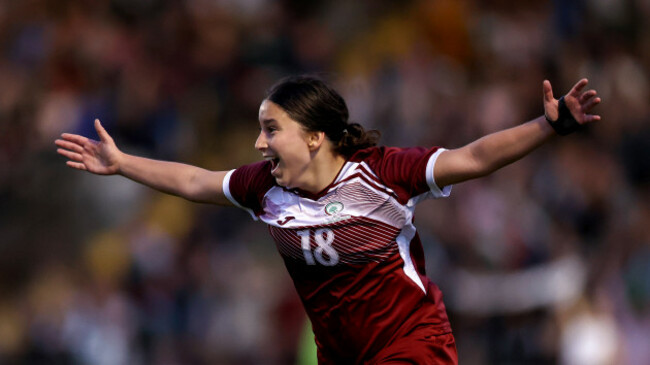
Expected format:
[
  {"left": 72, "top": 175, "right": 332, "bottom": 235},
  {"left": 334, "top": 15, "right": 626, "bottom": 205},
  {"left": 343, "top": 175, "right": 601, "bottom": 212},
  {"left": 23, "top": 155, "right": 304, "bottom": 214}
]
[
  {"left": 55, "top": 119, "right": 122, "bottom": 175},
  {"left": 543, "top": 78, "right": 601, "bottom": 125}
]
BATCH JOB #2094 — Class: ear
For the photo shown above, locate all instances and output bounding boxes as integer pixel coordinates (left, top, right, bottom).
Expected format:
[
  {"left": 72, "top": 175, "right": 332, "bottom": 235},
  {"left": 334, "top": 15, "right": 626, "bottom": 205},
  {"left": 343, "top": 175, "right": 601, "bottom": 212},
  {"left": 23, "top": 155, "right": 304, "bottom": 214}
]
[{"left": 307, "top": 131, "right": 326, "bottom": 151}]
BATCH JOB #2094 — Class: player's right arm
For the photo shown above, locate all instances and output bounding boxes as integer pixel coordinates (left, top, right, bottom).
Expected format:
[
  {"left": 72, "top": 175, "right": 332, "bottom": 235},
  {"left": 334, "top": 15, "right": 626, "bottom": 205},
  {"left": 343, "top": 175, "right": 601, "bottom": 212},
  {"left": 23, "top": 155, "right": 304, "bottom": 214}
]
[{"left": 55, "top": 119, "right": 233, "bottom": 206}]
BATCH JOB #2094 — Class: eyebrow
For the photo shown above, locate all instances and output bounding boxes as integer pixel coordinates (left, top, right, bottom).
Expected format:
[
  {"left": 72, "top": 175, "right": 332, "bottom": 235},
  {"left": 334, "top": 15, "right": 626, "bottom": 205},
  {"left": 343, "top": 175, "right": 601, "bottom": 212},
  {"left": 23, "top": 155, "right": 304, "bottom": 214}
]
[{"left": 260, "top": 118, "right": 277, "bottom": 125}]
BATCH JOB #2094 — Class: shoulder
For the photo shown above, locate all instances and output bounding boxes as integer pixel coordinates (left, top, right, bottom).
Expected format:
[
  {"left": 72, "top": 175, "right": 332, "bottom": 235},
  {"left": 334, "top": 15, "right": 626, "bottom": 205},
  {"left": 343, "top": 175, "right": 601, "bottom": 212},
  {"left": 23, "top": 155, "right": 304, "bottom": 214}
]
[
  {"left": 348, "top": 145, "right": 447, "bottom": 201},
  {"left": 231, "top": 160, "right": 273, "bottom": 181},
  {"left": 348, "top": 146, "right": 403, "bottom": 163},
  {"left": 349, "top": 146, "right": 441, "bottom": 167},
  {"left": 227, "top": 160, "right": 277, "bottom": 209}
]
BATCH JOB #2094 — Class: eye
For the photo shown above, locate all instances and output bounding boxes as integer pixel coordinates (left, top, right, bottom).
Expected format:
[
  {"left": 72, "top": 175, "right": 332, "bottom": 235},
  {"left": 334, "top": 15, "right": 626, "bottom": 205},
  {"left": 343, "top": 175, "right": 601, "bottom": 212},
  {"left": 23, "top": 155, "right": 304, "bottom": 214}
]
[{"left": 260, "top": 121, "right": 279, "bottom": 134}]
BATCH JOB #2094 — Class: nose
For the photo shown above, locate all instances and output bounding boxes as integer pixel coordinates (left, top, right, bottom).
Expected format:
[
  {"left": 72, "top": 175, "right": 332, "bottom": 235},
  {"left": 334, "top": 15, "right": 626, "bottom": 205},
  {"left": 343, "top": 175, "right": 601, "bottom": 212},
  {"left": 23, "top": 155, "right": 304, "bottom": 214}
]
[{"left": 255, "top": 131, "right": 267, "bottom": 151}]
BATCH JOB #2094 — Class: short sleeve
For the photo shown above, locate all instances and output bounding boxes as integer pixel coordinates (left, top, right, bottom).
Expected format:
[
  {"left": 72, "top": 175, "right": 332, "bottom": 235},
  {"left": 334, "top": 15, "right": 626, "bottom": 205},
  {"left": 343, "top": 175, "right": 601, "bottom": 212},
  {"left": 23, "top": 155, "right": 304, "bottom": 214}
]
[
  {"left": 222, "top": 160, "right": 276, "bottom": 220},
  {"left": 424, "top": 148, "right": 451, "bottom": 198},
  {"left": 355, "top": 146, "right": 452, "bottom": 205}
]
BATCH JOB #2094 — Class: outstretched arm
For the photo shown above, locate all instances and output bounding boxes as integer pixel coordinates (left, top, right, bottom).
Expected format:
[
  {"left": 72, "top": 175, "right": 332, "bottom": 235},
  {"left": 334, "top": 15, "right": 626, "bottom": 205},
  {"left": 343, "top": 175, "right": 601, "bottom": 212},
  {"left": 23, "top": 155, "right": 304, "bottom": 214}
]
[
  {"left": 434, "top": 79, "right": 601, "bottom": 188},
  {"left": 55, "top": 119, "right": 233, "bottom": 205}
]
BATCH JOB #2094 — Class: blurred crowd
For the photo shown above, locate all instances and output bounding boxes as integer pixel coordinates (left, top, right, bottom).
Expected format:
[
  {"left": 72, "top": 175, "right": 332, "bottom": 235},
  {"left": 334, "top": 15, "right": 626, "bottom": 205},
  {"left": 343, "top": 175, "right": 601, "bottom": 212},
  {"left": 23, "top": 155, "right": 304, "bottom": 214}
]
[{"left": 0, "top": 0, "right": 649, "bottom": 364}]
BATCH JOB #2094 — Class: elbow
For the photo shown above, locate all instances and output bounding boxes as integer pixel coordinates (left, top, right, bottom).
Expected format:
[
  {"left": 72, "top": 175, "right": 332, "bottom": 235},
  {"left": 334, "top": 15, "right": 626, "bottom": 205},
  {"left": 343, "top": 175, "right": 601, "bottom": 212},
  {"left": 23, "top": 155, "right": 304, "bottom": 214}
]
[
  {"left": 182, "top": 170, "right": 204, "bottom": 202},
  {"left": 457, "top": 158, "right": 499, "bottom": 184},
  {"left": 184, "top": 169, "right": 221, "bottom": 204}
]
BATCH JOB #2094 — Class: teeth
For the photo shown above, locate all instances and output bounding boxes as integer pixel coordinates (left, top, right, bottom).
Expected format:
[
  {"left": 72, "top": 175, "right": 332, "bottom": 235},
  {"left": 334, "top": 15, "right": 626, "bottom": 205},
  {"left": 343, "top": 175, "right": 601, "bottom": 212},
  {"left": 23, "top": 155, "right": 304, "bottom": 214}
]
[{"left": 264, "top": 156, "right": 280, "bottom": 171}]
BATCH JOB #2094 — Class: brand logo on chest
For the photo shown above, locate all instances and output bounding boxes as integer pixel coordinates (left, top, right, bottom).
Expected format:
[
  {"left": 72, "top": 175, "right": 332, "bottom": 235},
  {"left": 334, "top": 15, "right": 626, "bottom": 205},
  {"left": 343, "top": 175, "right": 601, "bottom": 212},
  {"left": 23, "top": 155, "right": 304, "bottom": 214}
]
[{"left": 276, "top": 216, "right": 296, "bottom": 226}]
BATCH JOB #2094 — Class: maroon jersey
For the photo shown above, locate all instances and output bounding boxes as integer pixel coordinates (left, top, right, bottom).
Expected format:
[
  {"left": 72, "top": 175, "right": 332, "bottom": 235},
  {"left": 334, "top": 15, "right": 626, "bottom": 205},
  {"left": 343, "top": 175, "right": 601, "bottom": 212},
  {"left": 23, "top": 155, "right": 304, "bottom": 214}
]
[{"left": 223, "top": 146, "right": 453, "bottom": 363}]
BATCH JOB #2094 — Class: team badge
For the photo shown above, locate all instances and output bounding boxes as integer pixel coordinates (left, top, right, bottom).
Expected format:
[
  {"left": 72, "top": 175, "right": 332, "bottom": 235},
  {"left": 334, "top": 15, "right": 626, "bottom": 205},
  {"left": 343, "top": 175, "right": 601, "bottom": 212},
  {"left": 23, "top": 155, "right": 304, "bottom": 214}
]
[{"left": 325, "top": 201, "right": 344, "bottom": 215}]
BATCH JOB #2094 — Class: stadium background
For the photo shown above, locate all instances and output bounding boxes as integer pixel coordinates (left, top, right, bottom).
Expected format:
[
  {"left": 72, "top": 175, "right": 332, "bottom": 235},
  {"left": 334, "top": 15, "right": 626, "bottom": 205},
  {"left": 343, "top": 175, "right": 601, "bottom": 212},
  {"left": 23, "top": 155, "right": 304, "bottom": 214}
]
[{"left": 1, "top": 0, "right": 649, "bottom": 364}]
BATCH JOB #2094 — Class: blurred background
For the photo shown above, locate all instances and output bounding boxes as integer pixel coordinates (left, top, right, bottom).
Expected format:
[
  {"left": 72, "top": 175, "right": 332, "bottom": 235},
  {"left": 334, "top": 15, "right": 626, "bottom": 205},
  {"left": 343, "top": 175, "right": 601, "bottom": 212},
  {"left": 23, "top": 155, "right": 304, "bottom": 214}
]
[{"left": 1, "top": 0, "right": 649, "bottom": 364}]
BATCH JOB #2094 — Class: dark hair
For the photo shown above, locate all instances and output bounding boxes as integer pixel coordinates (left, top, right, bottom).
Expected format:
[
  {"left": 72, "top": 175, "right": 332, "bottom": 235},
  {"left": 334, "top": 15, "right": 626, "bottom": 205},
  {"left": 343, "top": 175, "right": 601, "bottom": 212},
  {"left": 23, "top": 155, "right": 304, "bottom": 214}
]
[{"left": 266, "top": 75, "right": 380, "bottom": 158}]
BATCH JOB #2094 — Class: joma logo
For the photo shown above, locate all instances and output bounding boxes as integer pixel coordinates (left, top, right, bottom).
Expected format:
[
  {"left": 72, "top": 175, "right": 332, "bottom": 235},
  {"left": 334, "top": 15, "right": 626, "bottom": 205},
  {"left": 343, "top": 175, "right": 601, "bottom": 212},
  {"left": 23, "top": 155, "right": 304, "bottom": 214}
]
[{"left": 277, "top": 216, "right": 295, "bottom": 226}]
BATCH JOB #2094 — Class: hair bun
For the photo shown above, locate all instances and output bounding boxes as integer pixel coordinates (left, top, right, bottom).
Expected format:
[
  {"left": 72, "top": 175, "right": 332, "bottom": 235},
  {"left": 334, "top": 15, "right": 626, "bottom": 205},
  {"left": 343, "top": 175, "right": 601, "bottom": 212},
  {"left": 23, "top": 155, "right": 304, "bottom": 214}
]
[{"left": 337, "top": 123, "right": 380, "bottom": 157}]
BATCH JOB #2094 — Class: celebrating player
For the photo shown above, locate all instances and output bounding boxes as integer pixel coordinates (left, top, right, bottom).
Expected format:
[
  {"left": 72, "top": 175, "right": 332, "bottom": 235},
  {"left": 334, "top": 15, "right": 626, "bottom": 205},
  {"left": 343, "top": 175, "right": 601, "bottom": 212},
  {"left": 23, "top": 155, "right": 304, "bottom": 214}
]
[{"left": 55, "top": 75, "right": 600, "bottom": 364}]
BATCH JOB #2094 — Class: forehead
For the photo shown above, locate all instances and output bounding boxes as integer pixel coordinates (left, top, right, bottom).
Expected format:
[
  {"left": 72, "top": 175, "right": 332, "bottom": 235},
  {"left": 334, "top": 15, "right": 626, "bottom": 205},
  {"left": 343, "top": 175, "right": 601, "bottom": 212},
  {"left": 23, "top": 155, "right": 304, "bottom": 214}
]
[{"left": 259, "top": 100, "right": 290, "bottom": 123}]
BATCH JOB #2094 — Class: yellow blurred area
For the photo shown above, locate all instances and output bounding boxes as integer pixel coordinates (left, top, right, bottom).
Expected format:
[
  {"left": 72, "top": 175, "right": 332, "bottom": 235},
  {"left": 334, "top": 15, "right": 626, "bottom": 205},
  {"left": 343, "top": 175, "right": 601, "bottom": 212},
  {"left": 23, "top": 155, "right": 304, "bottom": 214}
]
[
  {"left": 0, "top": 302, "right": 26, "bottom": 355},
  {"left": 83, "top": 231, "right": 130, "bottom": 286},
  {"left": 146, "top": 195, "right": 196, "bottom": 240}
]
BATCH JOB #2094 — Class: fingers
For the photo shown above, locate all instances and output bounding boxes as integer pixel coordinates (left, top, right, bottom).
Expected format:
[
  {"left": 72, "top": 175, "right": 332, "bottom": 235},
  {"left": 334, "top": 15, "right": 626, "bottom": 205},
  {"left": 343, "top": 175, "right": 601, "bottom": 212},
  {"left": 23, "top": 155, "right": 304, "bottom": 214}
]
[
  {"left": 57, "top": 119, "right": 110, "bottom": 172},
  {"left": 60, "top": 133, "right": 91, "bottom": 145},
  {"left": 580, "top": 114, "right": 600, "bottom": 124},
  {"left": 58, "top": 147, "right": 88, "bottom": 170},
  {"left": 54, "top": 139, "right": 84, "bottom": 153},
  {"left": 569, "top": 78, "right": 589, "bottom": 96},
  {"left": 56, "top": 147, "right": 83, "bottom": 162},
  {"left": 576, "top": 86, "right": 601, "bottom": 116},
  {"left": 543, "top": 80, "right": 554, "bottom": 102},
  {"left": 577, "top": 92, "right": 601, "bottom": 124},
  {"left": 94, "top": 119, "right": 111, "bottom": 143},
  {"left": 582, "top": 114, "right": 601, "bottom": 123},
  {"left": 583, "top": 94, "right": 601, "bottom": 112},
  {"left": 579, "top": 89, "right": 597, "bottom": 103},
  {"left": 66, "top": 161, "right": 87, "bottom": 170}
]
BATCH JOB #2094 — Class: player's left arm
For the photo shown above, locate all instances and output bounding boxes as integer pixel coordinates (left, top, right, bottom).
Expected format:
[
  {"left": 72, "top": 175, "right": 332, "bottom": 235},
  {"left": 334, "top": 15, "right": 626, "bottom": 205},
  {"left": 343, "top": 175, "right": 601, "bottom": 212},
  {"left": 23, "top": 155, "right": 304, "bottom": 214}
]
[{"left": 434, "top": 78, "right": 601, "bottom": 188}]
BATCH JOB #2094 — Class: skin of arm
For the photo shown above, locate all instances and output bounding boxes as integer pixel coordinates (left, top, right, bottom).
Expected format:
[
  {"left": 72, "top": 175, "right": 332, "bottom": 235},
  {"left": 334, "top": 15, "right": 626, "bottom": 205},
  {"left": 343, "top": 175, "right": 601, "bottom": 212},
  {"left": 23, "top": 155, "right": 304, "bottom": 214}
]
[
  {"left": 434, "top": 79, "right": 601, "bottom": 188},
  {"left": 434, "top": 116, "right": 553, "bottom": 188},
  {"left": 55, "top": 119, "right": 233, "bottom": 206},
  {"left": 118, "top": 154, "right": 232, "bottom": 205}
]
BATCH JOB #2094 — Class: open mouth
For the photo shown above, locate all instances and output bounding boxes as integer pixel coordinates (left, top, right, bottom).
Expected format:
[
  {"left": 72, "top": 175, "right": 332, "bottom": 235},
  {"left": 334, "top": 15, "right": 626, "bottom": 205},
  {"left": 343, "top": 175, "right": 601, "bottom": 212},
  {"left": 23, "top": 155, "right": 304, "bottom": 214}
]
[{"left": 265, "top": 156, "right": 280, "bottom": 172}]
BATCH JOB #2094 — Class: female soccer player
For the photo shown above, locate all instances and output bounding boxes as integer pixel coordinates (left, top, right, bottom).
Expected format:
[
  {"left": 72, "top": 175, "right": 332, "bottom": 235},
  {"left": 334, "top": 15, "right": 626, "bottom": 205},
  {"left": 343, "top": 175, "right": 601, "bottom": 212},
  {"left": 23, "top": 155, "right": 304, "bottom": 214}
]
[{"left": 55, "top": 76, "right": 600, "bottom": 364}]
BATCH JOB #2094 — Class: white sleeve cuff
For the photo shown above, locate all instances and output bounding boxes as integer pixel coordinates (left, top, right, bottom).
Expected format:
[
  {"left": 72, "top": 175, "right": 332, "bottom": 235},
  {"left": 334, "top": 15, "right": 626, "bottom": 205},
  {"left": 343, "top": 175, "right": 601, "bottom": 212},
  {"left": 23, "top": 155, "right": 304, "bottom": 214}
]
[
  {"left": 222, "top": 169, "right": 258, "bottom": 221},
  {"left": 425, "top": 148, "right": 452, "bottom": 198}
]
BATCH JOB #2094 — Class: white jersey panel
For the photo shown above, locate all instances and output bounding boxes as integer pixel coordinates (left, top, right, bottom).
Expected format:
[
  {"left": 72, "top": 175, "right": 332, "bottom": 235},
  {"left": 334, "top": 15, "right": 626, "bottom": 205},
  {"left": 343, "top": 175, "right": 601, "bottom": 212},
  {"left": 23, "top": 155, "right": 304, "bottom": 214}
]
[{"left": 259, "top": 163, "right": 410, "bottom": 230}]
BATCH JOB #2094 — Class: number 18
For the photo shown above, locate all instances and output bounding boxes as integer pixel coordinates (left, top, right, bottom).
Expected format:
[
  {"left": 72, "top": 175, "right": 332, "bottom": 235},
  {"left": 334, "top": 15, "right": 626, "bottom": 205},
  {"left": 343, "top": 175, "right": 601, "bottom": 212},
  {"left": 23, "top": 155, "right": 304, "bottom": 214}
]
[{"left": 297, "top": 228, "right": 339, "bottom": 266}]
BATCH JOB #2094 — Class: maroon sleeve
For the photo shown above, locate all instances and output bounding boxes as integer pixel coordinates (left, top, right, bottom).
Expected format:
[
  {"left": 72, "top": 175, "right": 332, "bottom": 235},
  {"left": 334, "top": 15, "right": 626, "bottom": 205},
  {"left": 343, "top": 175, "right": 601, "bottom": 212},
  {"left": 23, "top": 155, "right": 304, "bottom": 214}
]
[
  {"left": 225, "top": 160, "right": 276, "bottom": 217},
  {"left": 354, "top": 146, "right": 445, "bottom": 203}
]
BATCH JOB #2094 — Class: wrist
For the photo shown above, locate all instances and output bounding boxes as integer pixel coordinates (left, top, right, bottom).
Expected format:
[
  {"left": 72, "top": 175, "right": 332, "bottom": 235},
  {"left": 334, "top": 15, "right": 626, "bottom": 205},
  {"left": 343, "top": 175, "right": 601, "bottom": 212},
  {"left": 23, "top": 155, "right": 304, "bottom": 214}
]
[
  {"left": 114, "top": 150, "right": 128, "bottom": 175},
  {"left": 545, "top": 96, "right": 580, "bottom": 136}
]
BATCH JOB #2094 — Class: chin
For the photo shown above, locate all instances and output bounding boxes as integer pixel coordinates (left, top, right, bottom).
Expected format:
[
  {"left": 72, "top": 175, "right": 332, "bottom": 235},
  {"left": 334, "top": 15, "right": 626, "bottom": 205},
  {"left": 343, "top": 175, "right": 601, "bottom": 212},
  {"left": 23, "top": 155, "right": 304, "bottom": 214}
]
[{"left": 274, "top": 177, "right": 289, "bottom": 188}]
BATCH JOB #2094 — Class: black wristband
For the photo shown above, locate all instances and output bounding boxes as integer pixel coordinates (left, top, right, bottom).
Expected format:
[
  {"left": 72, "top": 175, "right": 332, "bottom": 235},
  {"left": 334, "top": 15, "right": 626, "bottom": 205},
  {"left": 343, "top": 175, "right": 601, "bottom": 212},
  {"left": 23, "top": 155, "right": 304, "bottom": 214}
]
[{"left": 545, "top": 96, "right": 580, "bottom": 136}]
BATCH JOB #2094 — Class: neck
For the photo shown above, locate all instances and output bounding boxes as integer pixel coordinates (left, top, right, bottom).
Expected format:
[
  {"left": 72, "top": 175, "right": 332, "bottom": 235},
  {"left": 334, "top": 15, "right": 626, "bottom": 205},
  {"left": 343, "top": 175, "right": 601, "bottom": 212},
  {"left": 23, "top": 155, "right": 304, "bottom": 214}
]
[{"left": 299, "top": 150, "right": 346, "bottom": 194}]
